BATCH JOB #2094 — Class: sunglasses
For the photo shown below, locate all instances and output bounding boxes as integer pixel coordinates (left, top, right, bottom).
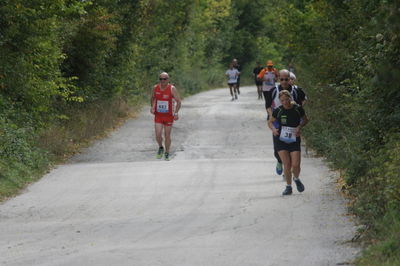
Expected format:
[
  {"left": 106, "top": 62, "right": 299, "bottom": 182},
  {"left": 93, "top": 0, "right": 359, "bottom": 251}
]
[
  {"left": 280, "top": 78, "right": 289, "bottom": 81},
  {"left": 159, "top": 78, "right": 168, "bottom": 80}
]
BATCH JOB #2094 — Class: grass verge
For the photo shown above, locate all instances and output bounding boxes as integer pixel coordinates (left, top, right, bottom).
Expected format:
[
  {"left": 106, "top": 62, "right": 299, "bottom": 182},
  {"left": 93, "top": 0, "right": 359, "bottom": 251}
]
[
  {"left": 0, "top": 96, "right": 142, "bottom": 202},
  {"left": 355, "top": 210, "right": 400, "bottom": 265}
]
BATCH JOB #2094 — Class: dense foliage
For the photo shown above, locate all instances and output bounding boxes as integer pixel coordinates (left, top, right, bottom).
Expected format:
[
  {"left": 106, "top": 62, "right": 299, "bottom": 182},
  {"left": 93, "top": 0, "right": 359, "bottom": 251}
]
[
  {"left": 267, "top": 0, "right": 400, "bottom": 264},
  {"left": 0, "top": 0, "right": 279, "bottom": 196},
  {"left": 1, "top": 0, "right": 399, "bottom": 263},
  {"left": 0, "top": 0, "right": 241, "bottom": 197}
]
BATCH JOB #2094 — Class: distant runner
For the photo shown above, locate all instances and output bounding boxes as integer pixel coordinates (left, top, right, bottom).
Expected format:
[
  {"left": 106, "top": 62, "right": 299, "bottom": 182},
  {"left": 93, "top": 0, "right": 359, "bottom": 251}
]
[
  {"left": 226, "top": 63, "right": 240, "bottom": 101},
  {"left": 258, "top": 60, "right": 279, "bottom": 114},
  {"left": 150, "top": 72, "right": 181, "bottom": 161},
  {"left": 289, "top": 72, "right": 307, "bottom": 106},
  {"left": 253, "top": 62, "right": 264, "bottom": 99},
  {"left": 232, "top": 59, "right": 242, "bottom": 95},
  {"left": 268, "top": 90, "right": 309, "bottom": 195}
]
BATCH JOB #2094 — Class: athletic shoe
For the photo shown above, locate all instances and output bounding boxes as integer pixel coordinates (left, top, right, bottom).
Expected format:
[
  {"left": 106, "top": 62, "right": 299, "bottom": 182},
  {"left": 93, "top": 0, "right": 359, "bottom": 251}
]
[
  {"left": 282, "top": 186, "right": 293, "bottom": 196},
  {"left": 235, "top": 94, "right": 238, "bottom": 99},
  {"left": 294, "top": 178, "right": 305, "bottom": 192},
  {"left": 156, "top": 147, "right": 164, "bottom": 159},
  {"left": 164, "top": 152, "right": 170, "bottom": 161},
  {"left": 276, "top": 162, "right": 283, "bottom": 175},
  {"left": 231, "top": 97, "right": 235, "bottom": 101}
]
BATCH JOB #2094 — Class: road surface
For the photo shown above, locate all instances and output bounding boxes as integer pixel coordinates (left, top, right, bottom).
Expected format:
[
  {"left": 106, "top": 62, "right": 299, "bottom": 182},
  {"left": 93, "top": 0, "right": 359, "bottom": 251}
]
[{"left": 0, "top": 86, "right": 358, "bottom": 265}]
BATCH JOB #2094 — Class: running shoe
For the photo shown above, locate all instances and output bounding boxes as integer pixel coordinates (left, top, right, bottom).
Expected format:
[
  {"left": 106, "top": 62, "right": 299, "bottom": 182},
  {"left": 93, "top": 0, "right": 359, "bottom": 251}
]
[
  {"left": 294, "top": 178, "right": 305, "bottom": 192},
  {"left": 156, "top": 147, "right": 164, "bottom": 159},
  {"left": 282, "top": 185, "right": 293, "bottom": 196},
  {"left": 164, "top": 152, "right": 170, "bottom": 161},
  {"left": 276, "top": 162, "right": 283, "bottom": 175},
  {"left": 231, "top": 97, "right": 235, "bottom": 101}
]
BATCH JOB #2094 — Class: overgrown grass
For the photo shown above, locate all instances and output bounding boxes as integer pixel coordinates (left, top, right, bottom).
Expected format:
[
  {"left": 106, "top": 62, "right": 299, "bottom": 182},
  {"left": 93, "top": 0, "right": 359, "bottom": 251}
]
[
  {"left": 38, "top": 98, "right": 136, "bottom": 158},
  {"left": 355, "top": 211, "right": 400, "bottom": 266},
  {"left": 0, "top": 96, "right": 140, "bottom": 202}
]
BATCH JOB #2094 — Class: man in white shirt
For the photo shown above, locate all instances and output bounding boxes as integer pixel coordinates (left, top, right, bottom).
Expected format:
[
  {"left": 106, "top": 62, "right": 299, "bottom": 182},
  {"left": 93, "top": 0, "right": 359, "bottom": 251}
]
[{"left": 225, "top": 63, "right": 240, "bottom": 101}]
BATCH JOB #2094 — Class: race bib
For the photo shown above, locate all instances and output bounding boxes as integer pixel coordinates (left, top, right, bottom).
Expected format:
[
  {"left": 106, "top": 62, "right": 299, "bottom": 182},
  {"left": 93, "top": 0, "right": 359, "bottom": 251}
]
[
  {"left": 265, "top": 78, "right": 274, "bottom": 86},
  {"left": 264, "top": 72, "right": 275, "bottom": 86},
  {"left": 279, "top": 126, "right": 296, "bottom": 143},
  {"left": 157, "top": 100, "right": 169, "bottom": 113}
]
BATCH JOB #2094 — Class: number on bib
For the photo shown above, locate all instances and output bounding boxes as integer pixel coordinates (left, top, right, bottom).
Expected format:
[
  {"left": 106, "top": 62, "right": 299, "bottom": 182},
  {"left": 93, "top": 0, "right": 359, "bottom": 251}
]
[
  {"left": 157, "top": 100, "right": 169, "bottom": 113},
  {"left": 279, "top": 126, "right": 296, "bottom": 143}
]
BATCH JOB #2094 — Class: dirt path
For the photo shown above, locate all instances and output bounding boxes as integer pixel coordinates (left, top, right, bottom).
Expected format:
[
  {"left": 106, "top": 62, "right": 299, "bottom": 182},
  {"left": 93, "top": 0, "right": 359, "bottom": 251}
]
[{"left": 0, "top": 86, "right": 358, "bottom": 265}]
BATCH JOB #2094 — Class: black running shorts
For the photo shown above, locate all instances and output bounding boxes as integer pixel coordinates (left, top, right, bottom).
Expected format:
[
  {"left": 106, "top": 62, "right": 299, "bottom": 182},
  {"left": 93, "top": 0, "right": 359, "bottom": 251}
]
[{"left": 274, "top": 136, "right": 301, "bottom": 152}]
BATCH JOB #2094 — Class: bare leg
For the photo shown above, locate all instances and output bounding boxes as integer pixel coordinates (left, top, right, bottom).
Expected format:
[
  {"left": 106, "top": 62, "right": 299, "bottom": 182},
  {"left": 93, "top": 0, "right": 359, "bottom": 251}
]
[
  {"left": 290, "top": 151, "right": 301, "bottom": 178},
  {"left": 155, "top": 123, "right": 163, "bottom": 147},
  {"left": 278, "top": 150, "right": 292, "bottom": 185},
  {"left": 229, "top": 85, "right": 234, "bottom": 96},
  {"left": 257, "top": 85, "right": 263, "bottom": 99},
  {"left": 164, "top": 125, "right": 172, "bottom": 153}
]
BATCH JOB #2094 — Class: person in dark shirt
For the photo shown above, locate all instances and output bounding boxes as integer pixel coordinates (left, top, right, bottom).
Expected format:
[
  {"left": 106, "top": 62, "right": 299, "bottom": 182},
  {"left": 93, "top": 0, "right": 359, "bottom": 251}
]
[
  {"left": 253, "top": 62, "right": 264, "bottom": 99},
  {"left": 289, "top": 72, "right": 307, "bottom": 106},
  {"left": 232, "top": 58, "right": 242, "bottom": 95},
  {"left": 268, "top": 90, "right": 309, "bottom": 195}
]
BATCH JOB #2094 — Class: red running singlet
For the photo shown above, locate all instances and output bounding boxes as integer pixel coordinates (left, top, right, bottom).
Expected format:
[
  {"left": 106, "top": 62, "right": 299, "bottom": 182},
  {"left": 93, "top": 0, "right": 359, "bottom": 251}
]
[{"left": 153, "top": 84, "right": 174, "bottom": 126}]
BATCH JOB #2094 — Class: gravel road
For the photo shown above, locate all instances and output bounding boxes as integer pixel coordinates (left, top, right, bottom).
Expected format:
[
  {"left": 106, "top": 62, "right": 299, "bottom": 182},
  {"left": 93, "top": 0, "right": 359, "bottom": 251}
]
[{"left": 0, "top": 86, "right": 359, "bottom": 266}]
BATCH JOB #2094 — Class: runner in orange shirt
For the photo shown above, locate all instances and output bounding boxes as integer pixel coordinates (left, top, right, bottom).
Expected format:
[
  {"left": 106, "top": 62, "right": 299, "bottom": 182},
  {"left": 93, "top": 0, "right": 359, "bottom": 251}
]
[
  {"left": 150, "top": 72, "right": 181, "bottom": 161},
  {"left": 257, "top": 60, "right": 279, "bottom": 116}
]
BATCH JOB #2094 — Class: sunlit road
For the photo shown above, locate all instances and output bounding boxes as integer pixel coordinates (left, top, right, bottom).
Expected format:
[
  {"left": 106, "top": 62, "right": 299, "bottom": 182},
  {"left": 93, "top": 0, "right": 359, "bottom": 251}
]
[{"left": 0, "top": 86, "right": 358, "bottom": 265}]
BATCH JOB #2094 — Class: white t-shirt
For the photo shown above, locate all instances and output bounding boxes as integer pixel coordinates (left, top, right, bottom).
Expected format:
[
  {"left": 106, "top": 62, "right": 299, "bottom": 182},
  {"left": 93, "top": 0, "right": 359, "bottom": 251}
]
[
  {"left": 226, "top": 68, "right": 239, "bottom": 84},
  {"left": 262, "top": 71, "right": 277, "bottom": 91}
]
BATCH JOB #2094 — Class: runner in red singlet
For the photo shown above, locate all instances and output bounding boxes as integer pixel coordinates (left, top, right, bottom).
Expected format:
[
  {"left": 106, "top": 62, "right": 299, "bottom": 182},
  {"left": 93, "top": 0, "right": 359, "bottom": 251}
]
[{"left": 150, "top": 72, "right": 181, "bottom": 161}]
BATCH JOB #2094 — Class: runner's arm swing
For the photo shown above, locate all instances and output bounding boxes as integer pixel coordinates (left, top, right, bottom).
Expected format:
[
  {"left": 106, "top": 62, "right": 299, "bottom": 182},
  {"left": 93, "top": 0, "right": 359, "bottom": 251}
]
[
  {"left": 295, "top": 114, "right": 309, "bottom": 136},
  {"left": 150, "top": 86, "right": 156, "bottom": 114},
  {"left": 171, "top": 86, "right": 181, "bottom": 120},
  {"left": 268, "top": 116, "right": 279, "bottom": 136}
]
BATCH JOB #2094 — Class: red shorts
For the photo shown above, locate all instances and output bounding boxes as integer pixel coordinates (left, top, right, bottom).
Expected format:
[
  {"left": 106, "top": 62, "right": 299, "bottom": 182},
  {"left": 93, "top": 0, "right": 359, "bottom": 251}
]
[{"left": 154, "top": 115, "right": 174, "bottom": 126}]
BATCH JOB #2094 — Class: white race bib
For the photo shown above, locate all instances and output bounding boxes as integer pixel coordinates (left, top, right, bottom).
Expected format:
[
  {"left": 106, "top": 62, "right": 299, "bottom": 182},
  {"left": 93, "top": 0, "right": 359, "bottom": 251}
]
[
  {"left": 157, "top": 100, "right": 169, "bottom": 113},
  {"left": 262, "top": 71, "right": 276, "bottom": 91},
  {"left": 279, "top": 126, "right": 296, "bottom": 143}
]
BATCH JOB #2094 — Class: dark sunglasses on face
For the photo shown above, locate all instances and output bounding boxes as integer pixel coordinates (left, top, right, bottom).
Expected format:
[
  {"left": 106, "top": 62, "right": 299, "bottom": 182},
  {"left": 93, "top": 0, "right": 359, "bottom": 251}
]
[
  {"left": 159, "top": 78, "right": 168, "bottom": 80},
  {"left": 280, "top": 78, "right": 289, "bottom": 81}
]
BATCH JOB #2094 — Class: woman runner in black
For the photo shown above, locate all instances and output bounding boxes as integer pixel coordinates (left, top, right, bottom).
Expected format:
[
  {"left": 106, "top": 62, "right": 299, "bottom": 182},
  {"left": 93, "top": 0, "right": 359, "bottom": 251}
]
[{"left": 268, "top": 90, "right": 309, "bottom": 195}]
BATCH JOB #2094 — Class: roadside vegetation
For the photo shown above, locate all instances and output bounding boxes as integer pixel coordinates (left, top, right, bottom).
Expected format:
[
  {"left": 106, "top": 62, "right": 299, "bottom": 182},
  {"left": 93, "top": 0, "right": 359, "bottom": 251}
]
[
  {"left": 0, "top": 0, "right": 276, "bottom": 199},
  {"left": 1, "top": 0, "right": 399, "bottom": 264},
  {"left": 267, "top": 1, "right": 400, "bottom": 265}
]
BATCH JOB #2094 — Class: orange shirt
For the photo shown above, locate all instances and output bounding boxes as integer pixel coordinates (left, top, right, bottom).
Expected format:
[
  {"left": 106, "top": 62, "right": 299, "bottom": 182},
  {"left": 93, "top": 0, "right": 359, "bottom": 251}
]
[{"left": 257, "top": 67, "right": 278, "bottom": 80}]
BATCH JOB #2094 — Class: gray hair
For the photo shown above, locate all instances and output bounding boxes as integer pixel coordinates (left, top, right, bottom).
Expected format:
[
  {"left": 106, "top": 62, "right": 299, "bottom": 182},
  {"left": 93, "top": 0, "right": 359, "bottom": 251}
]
[
  {"left": 289, "top": 72, "right": 296, "bottom": 80},
  {"left": 159, "top": 72, "right": 169, "bottom": 78},
  {"left": 279, "top": 69, "right": 290, "bottom": 78}
]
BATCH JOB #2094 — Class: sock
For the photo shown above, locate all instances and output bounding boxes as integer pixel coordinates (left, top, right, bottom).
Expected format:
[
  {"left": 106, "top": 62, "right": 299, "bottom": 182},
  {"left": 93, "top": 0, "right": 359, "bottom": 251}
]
[{"left": 294, "top": 177, "right": 299, "bottom": 181}]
